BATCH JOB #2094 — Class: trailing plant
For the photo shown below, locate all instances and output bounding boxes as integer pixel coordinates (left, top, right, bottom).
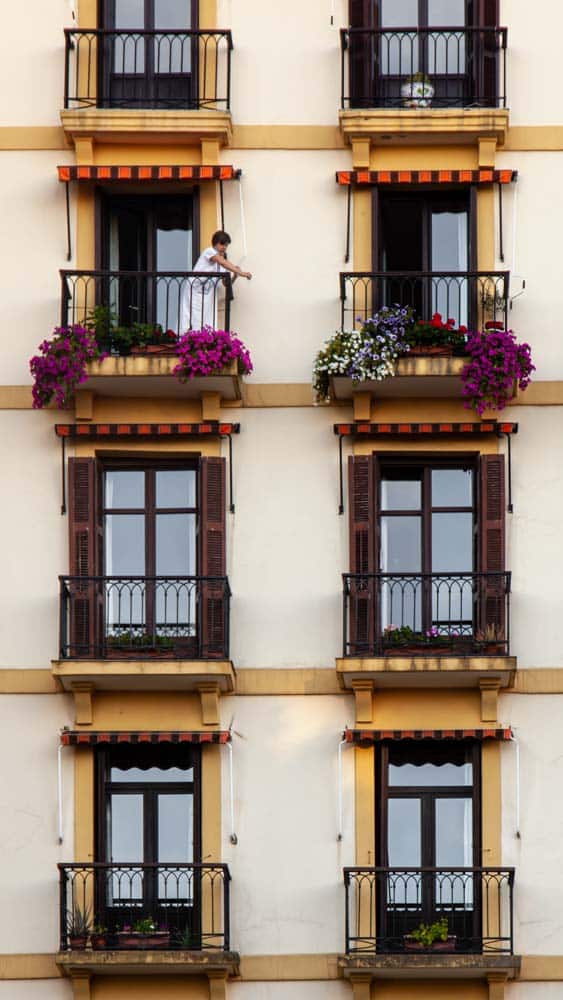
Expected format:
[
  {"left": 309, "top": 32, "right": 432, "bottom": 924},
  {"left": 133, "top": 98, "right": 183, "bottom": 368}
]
[
  {"left": 409, "top": 917, "right": 449, "bottom": 947},
  {"left": 461, "top": 326, "right": 534, "bottom": 415},
  {"left": 172, "top": 326, "right": 253, "bottom": 381},
  {"left": 30, "top": 325, "right": 107, "bottom": 409},
  {"left": 312, "top": 305, "right": 414, "bottom": 401}
]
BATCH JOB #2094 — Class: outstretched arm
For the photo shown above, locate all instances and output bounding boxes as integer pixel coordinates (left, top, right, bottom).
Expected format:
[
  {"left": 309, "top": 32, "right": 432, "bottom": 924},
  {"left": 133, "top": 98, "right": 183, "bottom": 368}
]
[{"left": 210, "top": 252, "right": 252, "bottom": 280}]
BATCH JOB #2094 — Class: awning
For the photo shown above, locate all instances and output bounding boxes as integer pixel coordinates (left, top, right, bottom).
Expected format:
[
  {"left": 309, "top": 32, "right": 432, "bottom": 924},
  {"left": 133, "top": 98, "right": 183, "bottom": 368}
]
[
  {"left": 60, "top": 730, "right": 231, "bottom": 746},
  {"left": 345, "top": 728, "right": 513, "bottom": 745},
  {"left": 334, "top": 422, "right": 518, "bottom": 515},
  {"left": 55, "top": 422, "right": 239, "bottom": 516},
  {"left": 336, "top": 169, "right": 517, "bottom": 186},
  {"left": 58, "top": 164, "right": 242, "bottom": 259},
  {"left": 336, "top": 168, "right": 517, "bottom": 263}
]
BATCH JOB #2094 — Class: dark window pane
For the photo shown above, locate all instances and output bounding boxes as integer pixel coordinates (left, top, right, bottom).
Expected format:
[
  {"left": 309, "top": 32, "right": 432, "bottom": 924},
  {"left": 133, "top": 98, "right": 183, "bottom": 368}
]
[{"left": 432, "top": 469, "right": 473, "bottom": 507}]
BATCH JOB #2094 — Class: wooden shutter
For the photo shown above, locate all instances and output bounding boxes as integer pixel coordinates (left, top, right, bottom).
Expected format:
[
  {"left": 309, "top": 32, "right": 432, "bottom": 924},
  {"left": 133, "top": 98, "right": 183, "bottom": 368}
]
[
  {"left": 479, "top": 454, "right": 506, "bottom": 640},
  {"left": 68, "top": 458, "right": 99, "bottom": 656},
  {"left": 349, "top": 0, "right": 375, "bottom": 108},
  {"left": 476, "top": 0, "right": 499, "bottom": 106},
  {"left": 200, "top": 457, "right": 227, "bottom": 658},
  {"left": 348, "top": 455, "right": 377, "bottom": 655}
]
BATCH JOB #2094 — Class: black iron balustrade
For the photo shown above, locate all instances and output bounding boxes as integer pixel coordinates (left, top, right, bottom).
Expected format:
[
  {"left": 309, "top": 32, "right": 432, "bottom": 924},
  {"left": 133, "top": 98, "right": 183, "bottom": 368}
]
[
  {"left": 344, "top": 867, "right": 514, "bottom": 955},
  {"left": 340, "top": 271, "right": 509, "bottom": 333},
  {"left": 60, "top": 270, "right": 233, "bottom": 337},
  {"left": 64, "top": 29, "right": 233, "bottom": 110},
  {"left": 342, "top": 572, "right": 511, "bottom": 658},
  {"left": 59, "top": 575, "right": 231, "bottom": 660},
  {"left": 341, "top": 26, "right": 507, "bottom": 110},
  {"left": 58, "top": 862, "right": 231, "bottom": 951}
]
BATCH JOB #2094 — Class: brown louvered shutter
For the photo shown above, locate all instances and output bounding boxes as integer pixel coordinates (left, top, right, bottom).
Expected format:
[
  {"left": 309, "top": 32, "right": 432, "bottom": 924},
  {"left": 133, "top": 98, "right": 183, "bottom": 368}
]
[
  {"left": 348, "top": 455, "right": 377, "bottom": 655},
  {"left": 68, "top": 458, "right": 99, "bottom": 656},
  {"left": 349, "top": 0, "right": 375, "bottom": 108},
  {"left": 476, "top": 0, "right": 499, "bottom": 106},
  {"left": 200, "top": 457, "right": 227, "bottom": 658},
  {"left": 479, "top": 454, "right": 506, "bottom": 642}
]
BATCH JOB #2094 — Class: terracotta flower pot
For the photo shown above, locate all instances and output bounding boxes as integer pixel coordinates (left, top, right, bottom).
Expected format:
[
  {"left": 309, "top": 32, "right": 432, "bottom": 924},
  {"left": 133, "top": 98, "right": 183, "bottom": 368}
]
[
  {"left": 90, "top": 934, "right": 108, "bottom": 951},
  {"left": 131, "top": 344, "right": 178, "bottom": 356},
  {"left": 116, "top": 931, "right": 170, "bottom": 949},
  {"left": 407, "top": 345, "right": 454, "bottom": 356},
  {"left": 68, "top": 935, "right": 88, "bottom": 950}
]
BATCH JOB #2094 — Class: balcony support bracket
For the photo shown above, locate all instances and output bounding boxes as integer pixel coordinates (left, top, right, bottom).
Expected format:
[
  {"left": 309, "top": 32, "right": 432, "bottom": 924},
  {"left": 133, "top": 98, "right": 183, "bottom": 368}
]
[
  {"left": 479, "top": 678, "right": 501, "bottom": 723},
  {"left": 199, "top": 682, "right": 221, "bottom": 727},
  {"left": 208, "top": 970, "right": 228, "bottom": 1000},
  {"left": 70, "top": 974, "right": 91, "bottom": 1000},
  {"left": 351, "top": 679, "right": 374, "bottom": 725},
  {"left": 349, "top": 972, "right": 373, "bottom": 1000},
  {"left": 71, "top": 683, "right": 94, "bottom": 726},
  {"left": 488, "top": 973, "right": 508, "bottom": 1000}
]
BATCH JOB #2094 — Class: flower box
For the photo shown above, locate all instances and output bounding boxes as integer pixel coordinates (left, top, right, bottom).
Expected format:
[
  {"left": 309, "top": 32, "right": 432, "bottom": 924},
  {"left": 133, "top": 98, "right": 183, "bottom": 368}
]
[
  {"left": 116, "top": 931, "right": 170, "bottom": 949},
  {"left": 404, "top": 935, "right": 457, "bottom": 952},
  {"left": 407, "top": 344, "right": 454, "bottom": 357}
]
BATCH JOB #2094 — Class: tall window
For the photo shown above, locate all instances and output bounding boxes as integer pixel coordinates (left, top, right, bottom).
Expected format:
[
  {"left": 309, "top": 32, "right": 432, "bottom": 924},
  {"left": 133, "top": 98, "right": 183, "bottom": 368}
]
[
  {"left": 376, "top": 740, "right": 480, "bottom": 950},
  {"left": 101, "top": 0, "right": 198, "bottom": 108},
  {"left": 96, "top": 743, "right": 201, "bottom": 942}
]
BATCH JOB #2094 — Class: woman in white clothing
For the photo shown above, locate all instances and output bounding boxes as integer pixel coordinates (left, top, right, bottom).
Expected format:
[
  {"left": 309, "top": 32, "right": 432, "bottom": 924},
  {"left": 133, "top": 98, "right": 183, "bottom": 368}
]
[{"left": 180, "top": 230, "right": 252, "bottom": 331}]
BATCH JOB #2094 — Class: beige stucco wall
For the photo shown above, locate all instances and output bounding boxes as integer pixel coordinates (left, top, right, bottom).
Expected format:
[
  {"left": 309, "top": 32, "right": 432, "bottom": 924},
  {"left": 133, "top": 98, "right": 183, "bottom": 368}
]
[
  {"left": 507, "top": 988, "right": 563, "bottom": 1000},
  {"left": 0, "top": 986, "right": 71, "bottom": 1000},
  {"left": 0, "top": 695, "right": 73, "bottom": 953},
  {"left": 222, "top": 694, "right": 354, "bottom": 954},
  {"left": 229, "top": 986, "right": 350, "bottom": 1000},
  {"left": 0, "top": 2, "right": 67, "bottom": 126}
]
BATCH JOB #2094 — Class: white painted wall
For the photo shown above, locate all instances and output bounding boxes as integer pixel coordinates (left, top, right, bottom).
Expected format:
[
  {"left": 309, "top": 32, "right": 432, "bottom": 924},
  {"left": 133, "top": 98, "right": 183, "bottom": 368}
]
[
  {"left": 0, "top": 985, "right": 72, "bottom": 1000},
  {"left": 221, "top": 695, "right": 355, "bottom": 954},
  {"left": 507, "top": 987, "right": 563, "bottom": 1000},
  {"left": 0, "top": 695, "right": 74, "bottom": 953},
  {"left": 229, "top": 985, "right": 350, "bottom": 1000},
  {"left": 0, "top": 2, "right": 69, "bottom": 126}
]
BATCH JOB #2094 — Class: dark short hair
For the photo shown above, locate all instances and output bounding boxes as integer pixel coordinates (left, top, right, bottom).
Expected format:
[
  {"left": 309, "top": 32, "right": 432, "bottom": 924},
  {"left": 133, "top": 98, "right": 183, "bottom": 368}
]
[{"left": 211, "top": 230, "right": 231, "bottom": 246}]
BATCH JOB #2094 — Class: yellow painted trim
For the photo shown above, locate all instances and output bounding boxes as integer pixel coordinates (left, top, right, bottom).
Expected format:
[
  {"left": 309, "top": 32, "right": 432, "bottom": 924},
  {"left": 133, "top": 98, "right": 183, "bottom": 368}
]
[
  {"left": 235, "top": 669, "right": 341, "bottom": 695},
  {"left": 477, "top": 186, "right": 495, "bottom": 272},
  {"left": 231, "top": 125, "right": 345, "bottom": 149},
  {"left": 482, "top": 741, "right": 501, "bottom": 866},
  {"left": 339, "top": 109, "right": 509, "bottom": 146},
  {"left": 355, "top": 745, "right": 375, "bottom": 867},
  {"left": 60, "top": 111, "right": 233, "bottom": 147},
  {"left": 0, "top": 670, "right": 59, "bottom": 693},
  {"left": 75, "top": 748, "right": 95, "bottom": 862},
  {"left": 202, "top": 745, "right": 221, "bottom": 859},
  {"left": 505, "top": 126, "right": 563, "bottom": 151},
  {"left": 0, "top": 127, "right": 66, "bottom": 149},
  {"left": 353, "top": 188, "right": 372, "bottom": 272},
  {"left": 3, "top": 952, "right": 563, "bottom": 981},
  {"left": 52, "top": 660, "right": 235, "bottom": 694}
]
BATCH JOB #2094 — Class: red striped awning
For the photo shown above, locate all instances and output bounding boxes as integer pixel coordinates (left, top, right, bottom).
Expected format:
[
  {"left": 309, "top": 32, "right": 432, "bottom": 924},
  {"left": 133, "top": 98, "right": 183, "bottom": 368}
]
[
  {"left": 61, "top": 730, "right": 231, "bottom": 747},
  {"left": 55, "top": 422, "right": 240, "bottom": 440},
  {"left": 334, "top": 422, "right": 517, "bottom": 436},
  {"left": 336, "top": 169, "right": 517, "bottom": 187},
  {"left": 345, "top": 728, "right": 513, "bottom": 745},
  {"left": 58, "top": 165, "right": 241, "bottom": 183}
]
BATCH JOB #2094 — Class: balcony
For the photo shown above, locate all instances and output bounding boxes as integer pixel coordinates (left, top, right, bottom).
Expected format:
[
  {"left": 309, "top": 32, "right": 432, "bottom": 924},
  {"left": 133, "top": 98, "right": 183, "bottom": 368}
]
[
  {"left": 56, "top": 862, "right": 238, "bottom": 978},
  {"left": 341, "top": 867, "right": 519, "bottom": 981},
  {"left": 60, "top": 270, "right": 243, "bottom": 401},
  {"left": 52, "top": 575, "right": 234, "bottom": 695},
  {"left": 61, "top": 28, "right": 233, "bottom": 145},
  {"left": 337, "top": 572, "right": 515, "bottom": 691},
  {"left": 339, "top": 26, "right": 508, "bottom": 146},
  {"left": 331, "top": 270, "right": 509, "bottom": 403}
]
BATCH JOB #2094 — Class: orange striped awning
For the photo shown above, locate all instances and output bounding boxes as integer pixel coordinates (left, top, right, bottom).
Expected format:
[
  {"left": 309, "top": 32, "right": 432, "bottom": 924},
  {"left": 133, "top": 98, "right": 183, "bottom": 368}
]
[
  {"left": 58, "top": 165, "right": 241, "bottom": 183},
  {"left": 336, "top": 169, "right": 517, "bottom": 187},
  {"left": 55, "top": 422, "right": 240, "bottom": 439},
  {"left": 61, "top": 730, "right": 231, "bottom": 747},
  {"left": 345, "top": 728, "right": 513, "bottom": 745},
  {"left": 334, "top": 422, "right": 518, "bottom": 436}
]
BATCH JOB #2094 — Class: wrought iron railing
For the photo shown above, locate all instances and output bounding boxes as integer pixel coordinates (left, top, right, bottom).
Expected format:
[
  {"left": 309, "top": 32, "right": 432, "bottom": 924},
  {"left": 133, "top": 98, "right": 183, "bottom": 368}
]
[
  {"left": 59, "top": 575, "right": 231, "bottom": 659},
  {"left": 341, "top": 26, "right": 507, "bottom": 109},
  {"left": 344, "top": 867, "right": 514, "bottom": 955},
  {"left": 58, "top": 862, "right": 231, "bottom": 951},
  {"left": 63, "top": 29, "right": 233, "bottom": 110},
  {"left": 60, "top": 270, "right": 233, "bottom": 337},
  {"left": 342, "top": 572, "right": 511, "bottom": 657},
  {"left": 339, "top": 271, "right": 509, "bottom": 333}
]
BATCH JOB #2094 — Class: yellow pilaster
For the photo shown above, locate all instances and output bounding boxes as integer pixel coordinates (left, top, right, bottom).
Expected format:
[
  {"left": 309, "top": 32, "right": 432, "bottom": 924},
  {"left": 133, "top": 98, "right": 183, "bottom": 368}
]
[
  {"left": 208, "top": 971, "right": 228, "bottom": 1000},
  {"left": 352, "top": 138, "right": 371, "bottom": 168},
  {"left": 350, "top": 972, "right": 372, "bottom": 1000},
  {"left": 71, "top": 975, "right": 91, "bottom": 1000},
  {"left": 478, "top": 137, "right": 497, "bottom": 167},
  {"left": 72, "top": 683, "right": 94, "bottom": 725},
  {"left": 199, "top": 682, "right": 221, "bottom": 726},
  {"left": 479, "top": 679, "right": 501, "bottom": 723}
]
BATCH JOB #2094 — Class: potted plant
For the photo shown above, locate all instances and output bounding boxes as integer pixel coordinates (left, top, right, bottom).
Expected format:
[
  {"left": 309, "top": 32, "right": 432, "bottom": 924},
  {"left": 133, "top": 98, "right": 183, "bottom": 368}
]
[
  {"left": 67, "top": 902, "right": 92, "bottom": 950},
  {"left": 90, "top": 923, "right": 109, "bottom": 950},
  {"left": 105, "top": 632, "right": 176, "bottom": 658},
  {"left": 172, "top": 326, "right": 253, "bottom": 382},
  {"left": 406, "top": 313, "right": 468, "bottom": 356},
  {"left": 117, "top": 917, "right": 170, "bottom": 949},
  {"left": 401, "top": 72, "right": 435, "bottom": 108},
  {"left": 475, "top": 623, "right": 505, "bottom": 654},
  {"left": 404, "top": 917, "right": 456, "bottom": 952},
  {"left": 461, "top": 326, "right": 534, "bottom": 414}
]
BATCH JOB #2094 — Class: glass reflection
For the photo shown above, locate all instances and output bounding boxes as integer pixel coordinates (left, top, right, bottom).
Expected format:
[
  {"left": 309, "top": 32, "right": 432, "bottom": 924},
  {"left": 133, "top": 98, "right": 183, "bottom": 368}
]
[
  {"left": 432, "top": 469, "right": 473, "bottom": 507},
  {"left": 388, "top": 799, "right": 421, "bottom": 906},
  {"left": 389, "top": 760, "right": 473, "bottom": 787},
  {"left": 156, "top": 470, "right": 196, "bottom": 508},
  {"left": 111, "top": 765, "right": 194, "bottom": 782},
  {"left": 105, "top": 470, "right": 145, "bottom": 509},
  {"left": 108, "top": 793, "right": 144, "bottom": 902},
  {"left": 381, "top": 478, "right": 421, "bottom": 511},
  {"left": 435, "top": 798, "right": 473, "bottom": 906}
]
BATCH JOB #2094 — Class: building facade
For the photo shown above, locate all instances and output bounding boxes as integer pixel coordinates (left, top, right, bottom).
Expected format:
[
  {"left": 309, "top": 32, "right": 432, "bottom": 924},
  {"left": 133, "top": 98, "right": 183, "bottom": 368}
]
[{"left": 0, "top": 1, "right": 562, "bottom": 999}]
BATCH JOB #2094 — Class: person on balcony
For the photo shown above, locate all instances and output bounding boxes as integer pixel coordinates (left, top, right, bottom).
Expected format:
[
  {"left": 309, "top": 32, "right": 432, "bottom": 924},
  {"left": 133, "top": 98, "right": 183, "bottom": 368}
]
[{"left": 180, "top": 230, "right": 252, "bottom": 331}]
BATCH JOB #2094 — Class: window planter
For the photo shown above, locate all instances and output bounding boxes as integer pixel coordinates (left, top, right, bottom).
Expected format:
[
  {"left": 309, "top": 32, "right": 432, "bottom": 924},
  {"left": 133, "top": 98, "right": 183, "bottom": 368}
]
[
  {"left": 116, "top": 931, "right": 171, "bottom": 950},
  {"left": 91, "top": 934, "right": 109, "bottom": 951},
  {"left": 404, "top": 935, "right": 457, "bottom": 953}
]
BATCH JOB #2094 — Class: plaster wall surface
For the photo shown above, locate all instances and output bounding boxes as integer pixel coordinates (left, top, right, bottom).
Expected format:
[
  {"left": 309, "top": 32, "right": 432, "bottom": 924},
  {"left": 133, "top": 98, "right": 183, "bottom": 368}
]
[
  {"left": 507, "top": 988, "right": 563, "bottom": 1000},
  {"left": 229, "top": 986, "right": 350, "bottom": 1000},
  {"left": 0, "top": 2, "right": 66, "bottom": 126},
  {"left": 0, "top": 985, "right": 71, "bottom": 1000},
  {"left": 0, "top": 412, "right": 64, "bottom": 668},
  {"left": 221, "top": 694, "right": 354, "bottom": 954},
  {"left": 0, "top": 695, "right": 74, "bottom": 953},
  {"left": 502, "top": 0, "right": 563, "bottom": 125},
  {"left": 502, "top": 695, "right": 563, "bottom": 954}
]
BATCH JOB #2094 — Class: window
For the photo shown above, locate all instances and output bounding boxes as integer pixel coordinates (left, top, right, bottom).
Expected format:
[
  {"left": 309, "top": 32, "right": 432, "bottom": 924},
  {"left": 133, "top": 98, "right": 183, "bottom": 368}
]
[
  {"left": 95, "top": 743, "right": 201, "bottom": 944},
  {"left": 66, "top": 456, "right": 227, "bottom": 658},
  {"left": 347, "top": 453, "right": 506, "bottom": 654},
  {"left": 100, "top": 0, "right": 198, "bottom": 108},
  {"left": 98, "top": 193, "right": 197, "bottom": 331},
  {"left": 348, "top": 0, "right": 500, "bottom": 109},
  {"left": 376, "top": 739, "right": 481, "bottom": 951},
  {"left": 374, "top": 188, "right": 473, "bottom": 326}
]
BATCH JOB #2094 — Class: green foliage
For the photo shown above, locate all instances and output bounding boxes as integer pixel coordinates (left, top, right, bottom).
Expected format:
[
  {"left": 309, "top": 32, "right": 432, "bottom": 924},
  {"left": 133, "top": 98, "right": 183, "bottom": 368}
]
[
  {"left": 67, "top": 902, "right": 92, "bottom": 937},
  {"left": 132, "top": 917, "right": 158, "bottom": 934},
  {"left": 410, "top": 917, "right": 449, "bottom": 947}
]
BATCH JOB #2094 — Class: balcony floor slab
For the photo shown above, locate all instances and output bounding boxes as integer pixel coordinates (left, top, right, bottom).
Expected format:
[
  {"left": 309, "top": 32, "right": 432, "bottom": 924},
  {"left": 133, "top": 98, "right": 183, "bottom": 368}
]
[
  {"left": 61, "top": 109, "right": 233, "bottom": 146},
  {"left": 340, "top": 954, "right": 520, "bottom": 980},
  {"left": 56, "top": 949, "right": 240, "bottom": 977},
  {"left": 336, "top": 656, "right": 516, "bottom": 689},
  {"left": 339, "top": 108, "right": 509, "bottom": 146},
  {"left": 51, "top": 658, "right": 235, "bottom": 692},
  {"left": 81, "top": 356, "right": 242, "bottom": 400}
]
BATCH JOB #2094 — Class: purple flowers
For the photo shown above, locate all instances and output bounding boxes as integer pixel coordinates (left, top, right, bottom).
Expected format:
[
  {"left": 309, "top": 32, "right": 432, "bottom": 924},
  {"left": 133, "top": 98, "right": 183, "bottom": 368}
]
[
  {"left": 461, "top": 327, "right": 534, "bottom": 415},
  {"left": 172, "top": 327, "right": 253, "bottom": 382},
  {"left": 29, "top": 325, "right": 107, "bottom": 409}
]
